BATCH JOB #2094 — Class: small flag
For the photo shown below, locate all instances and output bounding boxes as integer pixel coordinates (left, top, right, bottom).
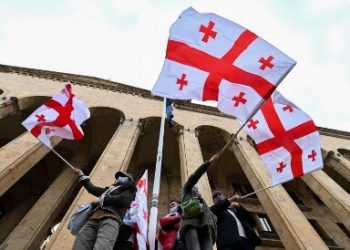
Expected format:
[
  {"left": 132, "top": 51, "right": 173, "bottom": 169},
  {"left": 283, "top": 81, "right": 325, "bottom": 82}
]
[{"left": 22, "top": 83, "right": 90, "bottom": 148}]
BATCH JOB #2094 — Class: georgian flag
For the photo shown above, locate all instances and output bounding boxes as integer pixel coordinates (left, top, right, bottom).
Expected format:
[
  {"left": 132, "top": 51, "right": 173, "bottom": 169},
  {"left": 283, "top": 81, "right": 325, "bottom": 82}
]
[
  {"left": 243, "top": 91, "right": 323, "bottom": 185},
  {"left": 22, "top": 83, "right": 90, "bottom": 148},
  {"left": 152, "top": 7, "right": 296, "bottom": 123},
  {"left": 124, "top": 170, "right": 148, "bottom": 250}
]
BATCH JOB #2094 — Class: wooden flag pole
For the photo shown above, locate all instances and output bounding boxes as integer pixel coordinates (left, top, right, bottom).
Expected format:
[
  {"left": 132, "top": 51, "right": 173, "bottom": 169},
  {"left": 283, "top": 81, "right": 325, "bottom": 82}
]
[
  {"left": 240, "top": 185, "right": 275, "bottom": 199},
  {"left": 50, "top": 147, "right": 76, "bottom": 170}
]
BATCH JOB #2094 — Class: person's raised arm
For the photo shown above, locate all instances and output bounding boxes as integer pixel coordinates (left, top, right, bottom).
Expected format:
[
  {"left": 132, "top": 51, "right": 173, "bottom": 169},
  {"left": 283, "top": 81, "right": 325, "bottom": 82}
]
[
  {"left": 73, "top": 168, "right": 106, "bottom": 197},
  {"left": 182, "top": 153, "right": 221, "bottom": 195}
]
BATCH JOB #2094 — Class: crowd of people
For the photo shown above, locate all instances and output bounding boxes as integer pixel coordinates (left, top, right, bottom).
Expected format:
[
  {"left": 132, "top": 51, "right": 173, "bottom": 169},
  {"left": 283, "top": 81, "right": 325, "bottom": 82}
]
[{"left": 71, "top": 152, "right": 261, "bottom": 250}]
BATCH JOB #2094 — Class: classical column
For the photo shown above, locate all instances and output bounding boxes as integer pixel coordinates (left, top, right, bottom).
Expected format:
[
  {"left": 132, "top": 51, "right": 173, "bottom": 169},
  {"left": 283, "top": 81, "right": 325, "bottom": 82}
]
[
  {"left": 1, "top": 167, "right": 78, "bottom": 249},
  {"left": 232, "top": 138, "right": 327, "bottom": 249},
  {"left": 0, "top": 132, "right": 60, "bottom": 196},
  {"left": 47, "top": 118, "right": 141, "bottom": 249},
  {"left": 317, "top": 219, "right": 350, "bottom": 248},
  {"left": 302, "top": 170, "right": 350, "bottom": 230},
  {"left": 324, "top": 151, "right": 350, "bottom": 183},
  {"left": 178, "top": 128, "right": 213, "bottom": 205}
]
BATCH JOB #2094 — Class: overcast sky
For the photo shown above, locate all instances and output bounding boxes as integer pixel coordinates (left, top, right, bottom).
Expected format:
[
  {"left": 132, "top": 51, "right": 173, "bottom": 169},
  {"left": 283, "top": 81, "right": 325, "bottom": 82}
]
[{"left": 0, "top": 0, "right": 349, "bottom": 131}]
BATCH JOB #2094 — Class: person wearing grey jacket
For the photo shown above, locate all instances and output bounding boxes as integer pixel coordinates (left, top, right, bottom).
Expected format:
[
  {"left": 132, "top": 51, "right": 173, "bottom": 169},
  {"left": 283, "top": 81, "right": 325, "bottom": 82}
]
[{"left": 72, "top": 169, "right": 136, "bottom": 250}]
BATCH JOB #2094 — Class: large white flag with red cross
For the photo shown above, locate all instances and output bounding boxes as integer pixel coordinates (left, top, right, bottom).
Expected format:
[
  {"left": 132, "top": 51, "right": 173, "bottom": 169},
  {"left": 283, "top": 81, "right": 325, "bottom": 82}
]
[
  {"left": 152, "top": 7, "right": 296, "bottom": 123},
  {"left": 22, "top": 83, "right": 90, "bottom": 148},
  {"left": 242, "top": 91, "right": 323, "bottom": 185},
  {"left": 123, "top": 170, "right": 148, "bottom": 250}
]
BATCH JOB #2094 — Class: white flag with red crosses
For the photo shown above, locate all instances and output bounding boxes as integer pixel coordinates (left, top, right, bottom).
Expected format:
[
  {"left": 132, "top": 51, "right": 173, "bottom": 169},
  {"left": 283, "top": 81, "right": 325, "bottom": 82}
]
[
  {"left": 242, "top": 91, "right": 323, "bottom": 185},
  {"left": 152, "top": 7, "right": 296, "bottom": 123},
  {"left": 123, "top": 170, "right": 148, "bottom": 250},
  {"left": 21, "top": 83, "right": 90, "bottom": 148}
]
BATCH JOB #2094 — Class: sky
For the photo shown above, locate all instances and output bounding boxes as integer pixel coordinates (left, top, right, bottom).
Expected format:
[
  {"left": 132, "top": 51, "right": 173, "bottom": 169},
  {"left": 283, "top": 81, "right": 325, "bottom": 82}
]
[{"left": 0, "top": 0, "right": 349, "bottom": 131}]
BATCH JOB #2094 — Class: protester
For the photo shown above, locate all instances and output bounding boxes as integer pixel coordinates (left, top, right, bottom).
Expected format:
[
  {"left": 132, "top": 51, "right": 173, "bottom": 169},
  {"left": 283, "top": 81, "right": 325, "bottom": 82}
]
[
  {"left": 178, "top": 153, "right": 220, "bottom": 250},
  {"left": 72, "top": 168, "right": 137, "bottom": 250},
  {"left": 210, "top": 191, "right": 261, "bottom": 250},
  {"left": 158, "top": 200, "right": 185, "bottom": 250}
]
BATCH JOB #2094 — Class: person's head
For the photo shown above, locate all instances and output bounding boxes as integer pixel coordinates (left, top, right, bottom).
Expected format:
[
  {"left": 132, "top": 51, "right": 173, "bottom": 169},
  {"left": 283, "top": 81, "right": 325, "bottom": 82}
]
[
  {"left": 212, "top": 190, "right": 225, "bottom": 204},
  {"left": 169, "top": 200, "right": 180, "bottom": 214},
  {"left": 114, "top": 171, "right": 134, "bottom": 186}
]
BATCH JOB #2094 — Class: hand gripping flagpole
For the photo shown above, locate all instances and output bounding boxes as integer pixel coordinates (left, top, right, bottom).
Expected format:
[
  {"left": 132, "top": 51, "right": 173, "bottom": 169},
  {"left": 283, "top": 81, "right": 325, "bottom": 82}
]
[{"left": 148, "top": 98, "right": 167, "bottom": 250}]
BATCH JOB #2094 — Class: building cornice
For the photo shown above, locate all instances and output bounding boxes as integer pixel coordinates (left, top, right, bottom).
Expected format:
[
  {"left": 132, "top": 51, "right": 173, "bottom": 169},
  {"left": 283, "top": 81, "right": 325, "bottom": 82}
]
[{"left": 0, "top": 64, "right": 349, "bottom": 139}]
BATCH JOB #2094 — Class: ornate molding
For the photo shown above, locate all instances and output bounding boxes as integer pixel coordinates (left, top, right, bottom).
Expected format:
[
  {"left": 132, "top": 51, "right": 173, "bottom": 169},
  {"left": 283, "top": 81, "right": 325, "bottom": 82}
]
[{"left": 1, "top": 64, "right": 349, "bottom": 139}]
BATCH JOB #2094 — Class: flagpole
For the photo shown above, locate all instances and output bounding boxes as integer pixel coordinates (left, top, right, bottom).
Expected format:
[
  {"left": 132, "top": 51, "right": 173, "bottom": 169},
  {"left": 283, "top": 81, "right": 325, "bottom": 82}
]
[
  {"left": 148, "top": 97, "right": 167, "bottom": 250},
  {"left": 50, "top": 147, "right": 76, "bottom": 170},
  {"left": 214, "top": 63, "right": 297, "bottom": 154},
  {"left": 240, "top": 185, "right": 275, "bottom": 199}
]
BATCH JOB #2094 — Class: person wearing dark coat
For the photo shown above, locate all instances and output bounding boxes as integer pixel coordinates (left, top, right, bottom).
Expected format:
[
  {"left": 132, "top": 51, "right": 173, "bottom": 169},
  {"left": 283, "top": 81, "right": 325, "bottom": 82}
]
[
  {"left": 210, "top": 191, "right": 261, "bottom": 250},
  {"left": 178, "top": 154, "right": 219, "bottom": 250},
  {"left": 72, "top": 168, "right": 137, "bottom": 250}
]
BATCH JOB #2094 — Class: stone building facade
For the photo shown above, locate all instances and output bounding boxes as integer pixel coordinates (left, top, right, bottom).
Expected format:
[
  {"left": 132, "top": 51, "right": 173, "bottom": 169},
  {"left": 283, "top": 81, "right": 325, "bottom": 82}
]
[{"left": 0, "top": 64, "right": 349, "bottom": 249}]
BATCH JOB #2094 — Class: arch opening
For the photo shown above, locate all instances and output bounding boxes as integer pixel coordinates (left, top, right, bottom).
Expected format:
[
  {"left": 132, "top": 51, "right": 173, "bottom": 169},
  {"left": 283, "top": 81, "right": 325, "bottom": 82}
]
[
  {"left": 0, "top": 106, "right": 124, "bottom": 247},
  {"left": 127, "top": 117, "right": 182, "bottom": 217}
]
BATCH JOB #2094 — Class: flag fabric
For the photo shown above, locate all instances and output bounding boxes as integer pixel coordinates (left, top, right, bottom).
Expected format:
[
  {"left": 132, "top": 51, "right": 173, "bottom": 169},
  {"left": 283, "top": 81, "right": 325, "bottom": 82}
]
[
  {"left": 22, "top": 83, "right": 90, "bottom": 148},
  {"left": 124, "top": 170, "right": 148, "bottom": 250},
  {"left": 166, "top": 99, "right": 174, "bottom": 128},
  {"left": 242, "top": 91, "right": 323, "bottom": 185},
  {"left": 152, "top": 7, "right": 296, "bottom": 123}
]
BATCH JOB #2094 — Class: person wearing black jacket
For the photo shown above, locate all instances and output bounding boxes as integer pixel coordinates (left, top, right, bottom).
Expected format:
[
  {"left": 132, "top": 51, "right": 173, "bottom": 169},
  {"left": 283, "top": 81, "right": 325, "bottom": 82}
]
[
  {"left": 210, "top": 191, "right": 261, "bottom": 250},
  {"left": 72, "top": 168, "right": 137, "bottom": 250}
]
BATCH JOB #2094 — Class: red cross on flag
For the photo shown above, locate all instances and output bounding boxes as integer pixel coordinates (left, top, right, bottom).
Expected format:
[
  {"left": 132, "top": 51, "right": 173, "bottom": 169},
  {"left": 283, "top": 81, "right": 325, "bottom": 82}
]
[
  {"left": 22, "top": 83, "right": 90, "bottom": 148},
  {"left": 123, "top": 170, "right": 148, "bottom": 250},
  {"left": 242, "top": 91, "right": 323, "bottom": 185},
  {"left": 152, "top": 7, "right": 296, "bottom": 123}
]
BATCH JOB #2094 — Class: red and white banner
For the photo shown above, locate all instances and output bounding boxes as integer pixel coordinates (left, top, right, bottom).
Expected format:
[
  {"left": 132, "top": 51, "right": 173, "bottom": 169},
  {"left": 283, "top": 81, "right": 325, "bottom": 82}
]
[
  {"left": 124, "top": 170, "right": 148, "bottom": 250},
  {"left": 152, "top": 7, "right": 295, "bottom": 123},
  {"left": 242, "top": 91, "right": 323, "bottom": 185},
  {"left": 22, "top": 83, "right": 90, "bottom": 148}
]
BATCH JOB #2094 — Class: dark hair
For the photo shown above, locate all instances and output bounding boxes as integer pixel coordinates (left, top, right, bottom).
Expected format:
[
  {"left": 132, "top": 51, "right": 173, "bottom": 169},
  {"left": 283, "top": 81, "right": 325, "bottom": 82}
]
[
  {"left": 212, "top": 190, "right": 223, "bottom": 200},
  {"left": 170, "top": 199, "right": 180, "bottom": 204}
]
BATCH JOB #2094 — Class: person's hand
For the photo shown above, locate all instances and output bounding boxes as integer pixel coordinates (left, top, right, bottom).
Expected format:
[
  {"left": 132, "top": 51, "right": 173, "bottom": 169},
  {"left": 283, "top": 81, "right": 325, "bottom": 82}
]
[
  {"left": 209, "top": 152, "right": 221, "bottom": 164},
  {"left": 228, "top": 194, "right": 241, "bottom": 203},
  {"left": 228, "top": 194, "right": 241, "bottom": 208},
  {"left": 91, "top": 199, "right": 101, "bottom": 206},
  {"left": 73, "top": 168, "right": 84, "bottom": 177},
  {"left": 229, "top": 201, "right": 240, "bottom": 208}
]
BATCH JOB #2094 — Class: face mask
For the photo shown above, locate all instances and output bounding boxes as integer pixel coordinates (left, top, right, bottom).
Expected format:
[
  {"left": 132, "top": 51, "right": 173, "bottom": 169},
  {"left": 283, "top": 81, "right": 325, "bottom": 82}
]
[
  {"left": 117, "top": 176, "right": 129, "bottom": 184},
  {"left": 169, "top": 206, "right": 178, "bottom": 214}
]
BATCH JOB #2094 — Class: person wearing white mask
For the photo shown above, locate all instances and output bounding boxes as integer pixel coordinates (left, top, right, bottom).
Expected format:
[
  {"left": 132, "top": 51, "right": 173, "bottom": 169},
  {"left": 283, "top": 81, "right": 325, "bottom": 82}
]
[{"left": 72, "top": 169, "right": 137, "bottom": 250}]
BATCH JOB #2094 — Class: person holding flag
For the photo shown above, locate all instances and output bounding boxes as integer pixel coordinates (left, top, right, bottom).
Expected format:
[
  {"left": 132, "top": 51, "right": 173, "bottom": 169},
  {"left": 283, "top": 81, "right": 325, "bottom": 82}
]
[
  {"left": 72, "top": 169, "right": 137, "bottom": 250},
  {"left": 178, "top": 152, "right": 221, "bottom": 250}
]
